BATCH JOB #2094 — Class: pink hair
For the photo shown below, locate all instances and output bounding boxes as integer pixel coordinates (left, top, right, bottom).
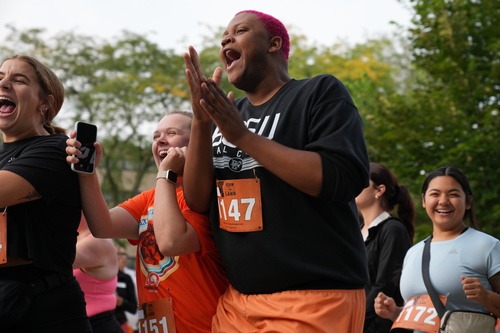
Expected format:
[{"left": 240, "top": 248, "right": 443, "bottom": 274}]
[{"left": 236, "top": 10, "right": 290, "bottom": 61}]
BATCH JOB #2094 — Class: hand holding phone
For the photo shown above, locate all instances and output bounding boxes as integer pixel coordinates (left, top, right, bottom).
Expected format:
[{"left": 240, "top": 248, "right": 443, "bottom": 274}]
[{"left": 71, "top": 121, "right": 97, "bottom": 174}]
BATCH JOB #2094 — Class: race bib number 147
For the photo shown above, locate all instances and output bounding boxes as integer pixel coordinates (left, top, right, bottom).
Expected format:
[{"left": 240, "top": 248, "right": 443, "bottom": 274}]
[{"left": 216, "top": 178, "right": 263, "bottom": 232}]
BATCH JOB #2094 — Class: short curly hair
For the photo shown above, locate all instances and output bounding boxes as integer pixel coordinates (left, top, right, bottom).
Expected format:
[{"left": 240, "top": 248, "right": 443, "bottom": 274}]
[{"left": 236, "top": 10, "right": 290, "bottom": 61}]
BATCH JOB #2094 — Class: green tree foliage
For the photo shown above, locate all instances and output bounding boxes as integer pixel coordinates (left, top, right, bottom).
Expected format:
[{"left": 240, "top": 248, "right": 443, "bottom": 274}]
[
  {"left": 398, "top": 0, "right": 500, "bottom": 237},
  {"left": 0, "top": 26, "right": 190, "bottom": 205}
]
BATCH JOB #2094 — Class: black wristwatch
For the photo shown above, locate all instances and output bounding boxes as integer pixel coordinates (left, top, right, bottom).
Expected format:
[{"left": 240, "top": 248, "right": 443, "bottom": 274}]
[{"left": 156, "top": 170, "right": 177, "bottom": 184}]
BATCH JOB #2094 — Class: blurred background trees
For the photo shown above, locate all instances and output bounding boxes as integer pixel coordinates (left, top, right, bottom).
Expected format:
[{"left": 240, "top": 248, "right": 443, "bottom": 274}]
[{"left": 1, "top": 0, "right": 498, "bottom": 240}]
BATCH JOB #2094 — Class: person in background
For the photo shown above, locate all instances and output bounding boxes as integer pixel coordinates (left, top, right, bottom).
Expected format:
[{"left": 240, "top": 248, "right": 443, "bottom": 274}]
[
  {"left": 0, "top": 55, "right": 91, "bottom": 332},
  {"left": 115, "top": 245, "right": 138, "bottom": 333},
  {"left": 356, "top": 162, "right": 415, "bottom": 333},
  {"left": 73, "top": 215, "right": 122, "bottom": 333},
  {"left": 123, "top": 261, "right": 139, "bottom": 333},
  {"left": 66, "top": 111, "right": 229, "bottom": 333},
  {"left": 183, "top": 10, "right": 370, "bottom": 333},
  {"left": 375, "top": 166, "right": 500, "bottom": 332}
]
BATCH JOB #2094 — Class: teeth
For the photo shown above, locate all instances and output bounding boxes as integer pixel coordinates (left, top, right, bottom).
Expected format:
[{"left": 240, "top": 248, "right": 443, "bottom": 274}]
[
  {"left": 0, "top": 96, "right": 13, "bottom": 102},
  {"left": 159, "top": 150, "right": 168, "bottom": 158},
  {"left": 0, "top": 96, "right": 15, "bottom": 107}
]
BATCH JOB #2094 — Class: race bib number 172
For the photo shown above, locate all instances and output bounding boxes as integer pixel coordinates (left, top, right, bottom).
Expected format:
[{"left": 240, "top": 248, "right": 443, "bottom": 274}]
[{"left": 391, "top": 294, "right": 447, "bottom": 333}]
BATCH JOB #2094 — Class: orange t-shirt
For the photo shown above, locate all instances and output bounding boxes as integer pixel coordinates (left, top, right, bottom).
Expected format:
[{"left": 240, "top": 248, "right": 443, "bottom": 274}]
[{"left": 119, "top": 187, "right": 228, "bottom": 333}]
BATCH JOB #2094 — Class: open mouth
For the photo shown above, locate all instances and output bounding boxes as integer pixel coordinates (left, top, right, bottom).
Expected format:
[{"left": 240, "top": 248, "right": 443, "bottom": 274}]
[
  {"left": 158, "top": 150, "right": 168, "bottom": 158},
  {"left": 224, "top": 49, "right": 241, "bottom": 69},
  {"left": 0, "top": 96, "right": 16, "bottom": 114}
]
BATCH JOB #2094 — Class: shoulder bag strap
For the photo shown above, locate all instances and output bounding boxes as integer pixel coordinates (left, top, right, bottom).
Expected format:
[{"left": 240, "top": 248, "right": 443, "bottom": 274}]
[{"left": 422, "top": 236, "right": 447, "bottom": 318}]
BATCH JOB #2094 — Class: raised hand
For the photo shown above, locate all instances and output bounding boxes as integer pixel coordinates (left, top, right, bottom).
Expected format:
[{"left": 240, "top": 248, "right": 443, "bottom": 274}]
[
  {"left": 65, "top": 130, "right": 103, "bottom": 169},
  {"left": 183, "top": 46, "right": 222, "bottom": 122},
  {"left": 159, "top": 146, "right": 187, "bottom": 176},
  {"left": 199, "top": 79, "right": 249, "bottom": 147}
]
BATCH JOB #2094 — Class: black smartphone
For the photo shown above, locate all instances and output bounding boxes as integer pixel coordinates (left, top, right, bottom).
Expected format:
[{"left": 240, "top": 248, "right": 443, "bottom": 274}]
[{"left": 71, "top": 121, "right": 97, "bottom": 174}]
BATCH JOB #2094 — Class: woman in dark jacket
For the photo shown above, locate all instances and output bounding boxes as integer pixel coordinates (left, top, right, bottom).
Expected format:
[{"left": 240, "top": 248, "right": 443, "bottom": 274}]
[{"left": 356, "top": 162, "right": 415, "bottom": 333}]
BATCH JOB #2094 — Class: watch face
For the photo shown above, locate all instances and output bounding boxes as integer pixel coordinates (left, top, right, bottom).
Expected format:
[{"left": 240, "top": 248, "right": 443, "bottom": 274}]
[
  {"left": 167, "top": 170, "right": 177, "bottom": 183},
  {"left": 157, "top": 170, "right": 177, "bottom": 183}
]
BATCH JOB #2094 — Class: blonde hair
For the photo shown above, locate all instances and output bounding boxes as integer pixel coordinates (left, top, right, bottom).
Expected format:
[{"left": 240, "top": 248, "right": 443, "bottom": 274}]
[{"left": 165, "top": 110, "right": 193, "bottom": 128}]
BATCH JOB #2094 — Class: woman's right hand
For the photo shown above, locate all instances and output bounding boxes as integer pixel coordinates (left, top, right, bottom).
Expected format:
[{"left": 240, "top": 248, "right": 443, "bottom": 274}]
[
  {"left": 374, "top": 292, "right": 401, "bottom": 321},
  {"left": 183, "top": 45, "right": 222, "bottom": 123},
  {"left": 65, "top": 130, "right": 103, "bottom": 168}
]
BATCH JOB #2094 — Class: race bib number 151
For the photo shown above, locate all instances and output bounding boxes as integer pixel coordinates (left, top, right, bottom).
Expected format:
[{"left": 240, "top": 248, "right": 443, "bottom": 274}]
[{"left": 138, "top": 298, "right": 176, "bottom": 333}]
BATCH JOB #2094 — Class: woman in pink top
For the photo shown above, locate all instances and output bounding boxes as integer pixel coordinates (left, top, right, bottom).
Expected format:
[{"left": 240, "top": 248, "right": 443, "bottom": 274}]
[{"left": 73, "top": 215, "right": 122, "bottom": 333}]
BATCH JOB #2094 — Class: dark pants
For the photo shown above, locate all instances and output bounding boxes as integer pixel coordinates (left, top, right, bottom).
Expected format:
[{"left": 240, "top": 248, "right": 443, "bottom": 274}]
[
  {"left": 90, "top": 310, "right": 123, "bottom": 333},
  {"left": 3, "top": 276, "right": 92, "bottom": 333}
]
